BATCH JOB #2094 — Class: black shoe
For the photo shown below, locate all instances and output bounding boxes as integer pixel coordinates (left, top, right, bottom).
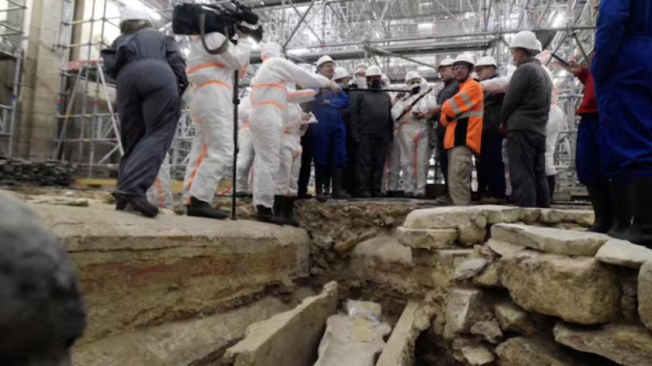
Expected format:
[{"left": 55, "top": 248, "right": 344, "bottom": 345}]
[
  {"left": 607, "top": 176, "right": 633, "bottom": 240},
  {"left": 586, "top": 181, "right": 613, "bottom": 233},
  {"left": 282, "top": 197, "right": 300, "bottom": 228},
  {"left": 187, "top": 197, "right": 229, "bottom": 220},
  {"left": 359, "top": 191, "right": 371, "bottom": 198},
  {"left": 332, "top": 169, "right": 351, "bottom": 199},
  {"left": 274, "top": 195, "right": 284, "bottom": 216},
  {"left": 256, "top": 205, "right": 288, "bottom": 226},
  {"left": 372, "top": 191, "right": 384, "bottom": 198},
  {"left": 113, "top": 192, "right": 159, "bottom": 218},
  {"left": 404, "top": 192, "right": 415, "bottom": 198},
  {"left": 315, "top": 168, "right": 328, "bottom": 203},
  {"left": 386, "top": 191, "right": 404, "bottom": 198},
  {"left": 297, "top": 194, "right": 313, "bottom": 200},
  {"left": 626, "top": 177, "right": 652, "bottom": 248},
  {"left": 116, "top": 200, "right": 128, "bottom": 211}
]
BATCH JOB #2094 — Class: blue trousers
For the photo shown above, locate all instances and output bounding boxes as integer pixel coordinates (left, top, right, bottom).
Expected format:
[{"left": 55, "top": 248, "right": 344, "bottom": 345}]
[
  {"left": 576, "top": 113, "right": 604, "bottom": 184},
  {"left": 312, "top": 120, "right": 347, "bottom": 170},
  {"left": 477, "top": 133, "right": 506, "bottom": 199}
]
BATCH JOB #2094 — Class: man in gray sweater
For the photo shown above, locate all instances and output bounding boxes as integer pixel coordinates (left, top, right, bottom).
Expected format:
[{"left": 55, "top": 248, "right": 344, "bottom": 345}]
[{"left": 502, "top": 31, "right": 553, "bottom": 208}]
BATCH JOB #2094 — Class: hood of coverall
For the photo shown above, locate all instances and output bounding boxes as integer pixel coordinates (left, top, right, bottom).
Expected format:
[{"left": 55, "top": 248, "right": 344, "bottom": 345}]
[{"left": 261, "top": 42, "right": 284, "bottom": 61}]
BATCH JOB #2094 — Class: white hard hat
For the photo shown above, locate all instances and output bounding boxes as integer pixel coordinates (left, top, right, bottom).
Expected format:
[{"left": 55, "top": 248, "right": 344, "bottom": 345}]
[
  {"left": 439, "top": 57, "right": 455, "bottom": 68},
  {"left": 356, "top": 62, "right": 369, "bottom": 70},
  {"left": 316, "top": 55, "right": 335, "bottom": 68},
  {"left": 454, "top": 55, "right": 476, "bottom": 67},
  {"left": 261, "top": 42, "right": 283, "bottom": 60},
  {"left": 333, "top": 67, "right": 350, "bottom": 81},
  {"left": 405, "top": 71, "right": 421, "bottom": 83},
  {"left": 366, "top": 65, "right": 383, "bottom": 77},
  {"left": 510, "top": 31, "right": 543, "bottom": 54},
  {"left": 476, "top": 56, "right": 497, "bottom": 68},
  {"left": 121, "top": 6, "right": 150, "bottom": 23}
]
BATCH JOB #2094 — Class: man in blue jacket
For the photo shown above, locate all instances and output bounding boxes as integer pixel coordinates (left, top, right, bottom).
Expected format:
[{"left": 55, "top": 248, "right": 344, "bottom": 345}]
[
  {"left": 593, "top": 0, "right": 652, "bottom": 247},
  {"left": 306, "top": 56, "right": 350, "bottom": 201}
]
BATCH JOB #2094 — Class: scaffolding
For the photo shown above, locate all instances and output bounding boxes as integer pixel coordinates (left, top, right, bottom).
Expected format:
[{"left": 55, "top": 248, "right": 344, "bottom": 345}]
[
  {"left": 0, "top": 0, "right": 28, "bottom": 157},
  {"left": 53, "top": 0, "right": 596, "bottom": 185}
]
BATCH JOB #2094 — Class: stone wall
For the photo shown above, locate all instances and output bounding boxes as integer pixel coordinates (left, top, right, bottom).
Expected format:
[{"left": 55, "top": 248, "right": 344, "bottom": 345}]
[{"left": 395, "top": 205, "right": 652, "bottom": 366}]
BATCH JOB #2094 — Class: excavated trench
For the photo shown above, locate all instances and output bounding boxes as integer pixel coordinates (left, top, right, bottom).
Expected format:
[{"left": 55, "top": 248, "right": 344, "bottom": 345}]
[{"left": 5, "top": 186, "right": 650, "bottom": 366}]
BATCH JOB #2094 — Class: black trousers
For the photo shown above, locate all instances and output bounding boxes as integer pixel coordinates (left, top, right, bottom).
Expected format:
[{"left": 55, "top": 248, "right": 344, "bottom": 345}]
[
  {"left": 357, "top": 136, "right": 389, "bottom": 195},
  {"left": 116, "top": 60, "right": 180, "bottom": 198},
  {"left": 298, "top": 126, "right": 314, "bottom": 197},
  {"left": 506, "top": 130, "right": 550, "bottom": 208}
]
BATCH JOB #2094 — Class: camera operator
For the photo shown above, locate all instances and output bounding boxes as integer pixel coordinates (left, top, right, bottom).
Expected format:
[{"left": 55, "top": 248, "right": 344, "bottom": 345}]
[
  {"left": 101, "top": 6, "right": 188, "bottom": 218},
  {"left": 182, "top": 20, "right": 254, "bottom": 220}
]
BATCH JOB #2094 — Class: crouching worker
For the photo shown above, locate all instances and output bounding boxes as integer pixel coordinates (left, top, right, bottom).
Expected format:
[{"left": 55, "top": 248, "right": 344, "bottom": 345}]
[
  {"left": 351, "top": 65, "right": 394, "bottom": 198},
  {"left": 101, "top": 6, "right": 187, "bottom": 218},
  {"left": 440, "top": 55, "right": 484, "bottom": 206},
  {"left": 250, "top": 43, "right": 340, "bottom": 225}
]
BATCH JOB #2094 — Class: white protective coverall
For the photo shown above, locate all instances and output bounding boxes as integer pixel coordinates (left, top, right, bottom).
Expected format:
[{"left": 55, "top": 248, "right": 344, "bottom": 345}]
[
  {"left": 236, "top": 94, "right": 254, "bottom": 193},
  {"left": 183, "top": 33, "right": 251, "bottom": 204},
  {"left": 146, "top": 152, "right": 173, "bottom": 208},
  {"left": 277, "top": 97, "right": 316, "bottom": 197},
  {"left": 385, "top": 93, "right": 402, "bottom": 193},
  {"left": 250, "top": 43, "right": 330, "bottom": 208},
  {"left": 391, "top": 79, "right": 437, "bottom": 196},
  {"left": 543, "top": 66, "right": 565, "bottom": 176}
]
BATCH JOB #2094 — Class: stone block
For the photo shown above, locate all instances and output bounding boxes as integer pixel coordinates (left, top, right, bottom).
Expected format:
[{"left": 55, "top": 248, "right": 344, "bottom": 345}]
[
  {"left": 499, "top": 250, "right": 620, "bottom": 324},
  {"left": 453, "top": 339, "right": 496, "bottom": 366},
  {"left": 496, "top": 337, "right": 589, "bottom": 366},
  {"left": 72, "top": 297, "right": 292, "bottom": 366},
  {"left": 454, "top": 258, "right": 488, "bottom": 281},
  {"left": 376, "top": 301, "right": 435, "bottom": 366},
  {"left": 403, "top": 206, "right": 487, "bottom": 245},
  {"left": 487, "top": 239, "right": 525, "bottom": 257},
  {"left": 396, "top": 227, "right": 458, "bottom": 249},
  {"left": 470, "top": 319, "right": 503, "bottom": 344},
  {"left": 494, "top": 301, "right": 534, "bottom": 335},
  {"left": 554, "top": 322, "right": 652, "bottom": 366},
  {"left": 224, "top": 282, "right": 338, "bottom": 366},
  {"left": 444, "top": 286, "right": 493, "bottom": 339},
  {"left": 596, "top": 239, "right": 652, "bottom": 269},
  {"left": 539, "top": 208, "right": 594, "bottom": 226},
  {"left": 36, "top": 205, "right": 311, "bottom": 343},
  {"left": 491, "top": 223, "right": 609, "bottom": 256},
  {"left": 413, "top": 249, "right": 475, "bottom": 289},
  {"left": 638, "top": 260, "right": 652, "bottom": 331},
  {"left": 473, "top": 262, "right": 502, "bottom": 288},
  {"left": 350, "top": 236, "right": 414, "bottom": 291}
]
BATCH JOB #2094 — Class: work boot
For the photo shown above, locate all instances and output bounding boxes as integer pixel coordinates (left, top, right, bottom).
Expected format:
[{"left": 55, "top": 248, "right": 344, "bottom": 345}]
[
  {"left": 607, "top": 176, "right": 633, "bottom": 240},
  {"left": 332, "top": 169, "right": 350, "bottom": 199},
  {"left": 256, "top": 205, "right": 288, "bottom": 226},
  {"left": 404, "top": 192, "right": 415, "bottom": 198},
  {"left": 187, "top": 197, "right": 229, "bottom": 220},
  {"left": 274, "top": 195, "right": 284, "bottom": 216},
  {"left": 586, "top": 181, "right": 613, "bottom": 233},
  {"left": 315, "top": 168, "right": 328, "bottom": 203},
  {"left": 282, "top": 197, "right": 300, "bottom": 228},
  {"left": 115, "top": 200, "right": 129, "bottom": 211},
  {"left": 113, "top": 192, "right": 159, "bottom": 218},
  {"left": 626, "top": 177, "right": 652, "bottom": 248},
  {"left": 358, "top": 191, "right": 371, "bottom": 199},
  {"left": 372, "top": 190, "right": 384, "bottom": 198}
]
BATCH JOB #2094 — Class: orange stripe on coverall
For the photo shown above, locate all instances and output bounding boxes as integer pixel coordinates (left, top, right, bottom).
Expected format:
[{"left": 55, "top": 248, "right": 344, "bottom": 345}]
[
  {"left": 155, "top": 178, "right": 165, "bottom": 207},
  {"left": 198, "top": 80, "right": 232, "bottom": 89},
  {"left": 253, "top": 83, "right": 288, "bottom": 92},
  {"left": 252, "top": 101, "right": 286, "bottom": 110},
  {"left": 187, "top": 62, "right": 226, "bottom": 75},
  {"left": 185, "top": 144, "right": 209, "bottom": 205}
]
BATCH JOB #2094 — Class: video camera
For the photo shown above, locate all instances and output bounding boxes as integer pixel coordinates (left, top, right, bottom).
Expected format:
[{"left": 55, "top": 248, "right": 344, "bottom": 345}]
[{"left": 173, "top": 0, "right": 263, "bottom": 54}]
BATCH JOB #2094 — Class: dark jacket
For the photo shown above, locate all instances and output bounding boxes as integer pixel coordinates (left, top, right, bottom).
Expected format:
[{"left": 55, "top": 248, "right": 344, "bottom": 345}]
[
  {"left": 433, "top": 79, "right": 460, "bottom": 142},
  {"left": 101, "top": 28, "right": 188, "bottom": 93},
  {"left": 501, "top": 58, "right": 552, "bottom": 137},
  {"left": 483, "top": 75, "right": 505, "bottom": 135},
  {"left": 350, "top": 90, "right": 394, "bottom": 141}
]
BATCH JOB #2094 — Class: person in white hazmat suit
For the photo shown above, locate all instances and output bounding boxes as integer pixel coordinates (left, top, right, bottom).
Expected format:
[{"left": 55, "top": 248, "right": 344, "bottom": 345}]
[
  {"left": 235, "top": 88, "right": 254, "bottom": 196},
  {"left": 183, "top": 28, "right": 252, "bottom": 220},
  {"left": 276, "top": 87, "right": 317, "bottom": 227},
  {"left": 391, "top": 72, "right": 437, "bottom": 198},
  {"left": 249, "top": 42, "right": 340, "bottom": 225}
]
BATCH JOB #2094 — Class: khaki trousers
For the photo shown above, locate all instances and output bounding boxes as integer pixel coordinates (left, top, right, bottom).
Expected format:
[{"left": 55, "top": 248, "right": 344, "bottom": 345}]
[{"left": 448, "top": 146, "right": 473, "bottom": 206}]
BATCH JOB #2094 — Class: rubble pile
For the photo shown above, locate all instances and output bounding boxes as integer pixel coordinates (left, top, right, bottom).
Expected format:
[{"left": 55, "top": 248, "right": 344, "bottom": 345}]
[
  {"left": 0, "top": 158, "right": 74, "bottom": 186},
  {"left": 395, "top": 205, "right": 652, "bottom": 366}
]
